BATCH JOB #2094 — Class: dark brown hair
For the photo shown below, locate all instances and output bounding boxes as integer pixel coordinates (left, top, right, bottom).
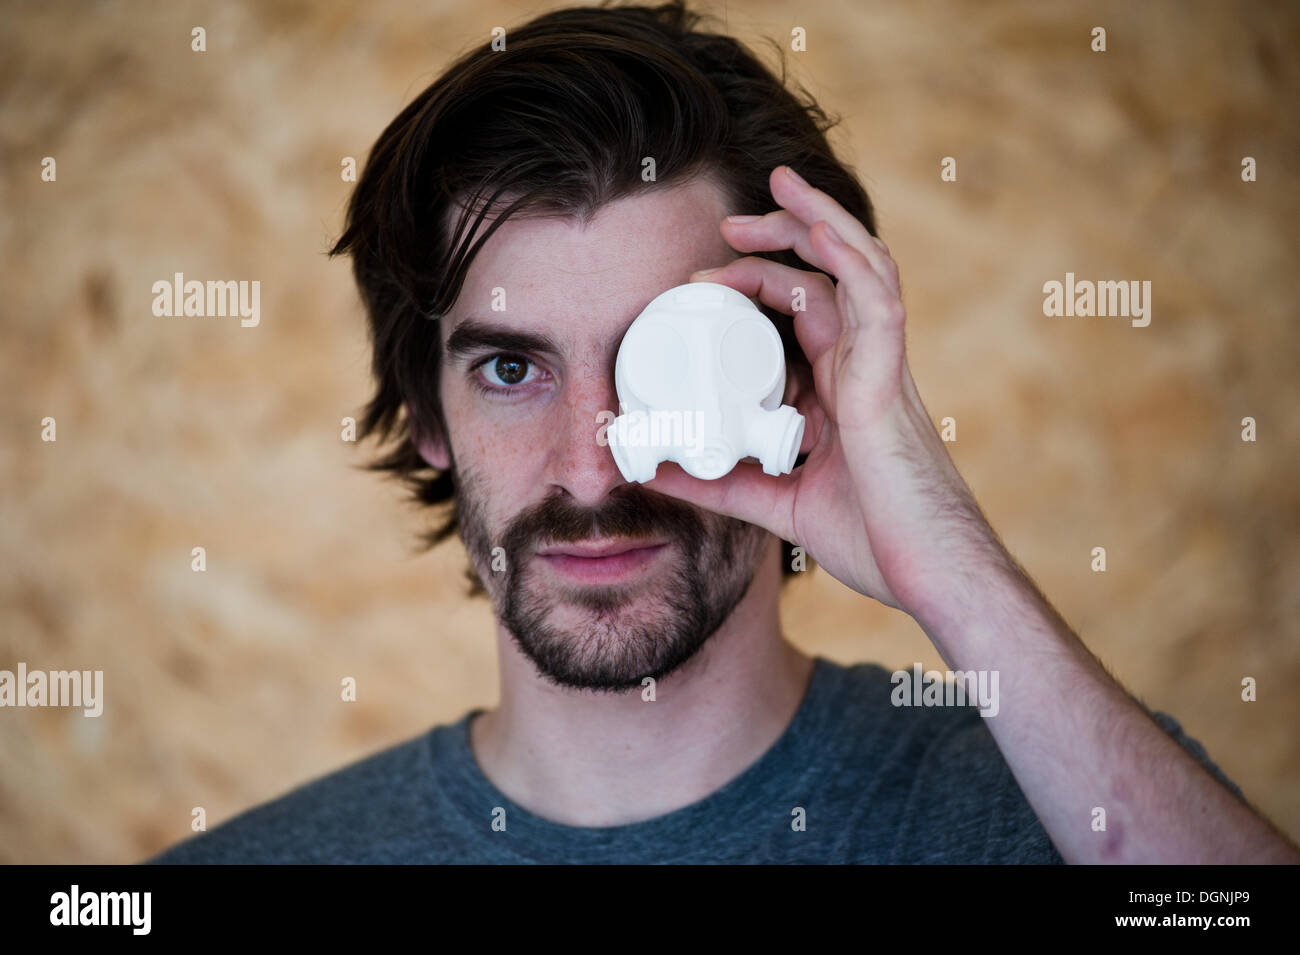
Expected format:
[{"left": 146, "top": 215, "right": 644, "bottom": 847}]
[{"left": 330, "top": 0, "right": 876, "bottom": 593}]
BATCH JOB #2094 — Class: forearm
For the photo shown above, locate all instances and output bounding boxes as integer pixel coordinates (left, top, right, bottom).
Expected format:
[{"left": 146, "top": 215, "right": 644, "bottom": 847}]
[{"left": 909, "top": 552, "right": 1300, "bottom": 864}]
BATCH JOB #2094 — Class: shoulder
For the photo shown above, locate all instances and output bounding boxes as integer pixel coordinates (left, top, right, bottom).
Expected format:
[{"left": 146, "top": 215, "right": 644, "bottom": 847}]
[
  {"left": 812, "top": 660, "right": 1039, "bottom": 788},
  {"left": 815, "top": 659, "right": 1244, "bottom": 863},
  {"left": 144, "top": 720, "right": 457, "bottom": 864},
  {"left": 814, "top": 658, "right": 1062, "bottom": 862}
]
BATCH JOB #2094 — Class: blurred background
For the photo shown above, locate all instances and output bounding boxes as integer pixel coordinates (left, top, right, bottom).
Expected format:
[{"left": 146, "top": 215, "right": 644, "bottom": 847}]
[{"left": 1, "top": 0, "right": 1297, "bottom": 862}]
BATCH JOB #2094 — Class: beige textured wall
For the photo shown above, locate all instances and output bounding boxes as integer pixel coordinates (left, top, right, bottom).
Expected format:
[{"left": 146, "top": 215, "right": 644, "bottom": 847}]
[{"left": 1, "top": 0, "right": 1296, "bottom": 863}]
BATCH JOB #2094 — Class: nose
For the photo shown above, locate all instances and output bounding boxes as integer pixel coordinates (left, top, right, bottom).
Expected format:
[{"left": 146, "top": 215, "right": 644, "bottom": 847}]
[{"left": 546, "top": 360, "right": 631, "bottom": 509}]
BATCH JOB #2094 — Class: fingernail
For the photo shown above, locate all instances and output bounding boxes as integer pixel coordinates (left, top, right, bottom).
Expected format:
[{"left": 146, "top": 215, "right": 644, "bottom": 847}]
[
  {"left": 785, "top": 166, "right": 807, "bottom": 185},
  {"left": 725, "top": 214, "right": 762, "bottom": 224},
  {"left": 692, "top": 267, "right": 720, "bottom": 278},
  {"left": 823, "top": 222, "right": 845, "bottom": 245}
]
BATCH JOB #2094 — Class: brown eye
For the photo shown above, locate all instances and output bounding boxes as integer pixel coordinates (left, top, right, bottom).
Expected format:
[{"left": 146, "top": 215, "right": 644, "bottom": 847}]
[{"left": 482, "top": 354, "right": 534, "bottom": 388}]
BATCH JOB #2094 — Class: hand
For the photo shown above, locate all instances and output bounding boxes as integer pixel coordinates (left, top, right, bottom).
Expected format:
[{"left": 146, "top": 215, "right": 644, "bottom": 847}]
[{"left": 644, "top": 166, "right": 1005, "bottom": 617}]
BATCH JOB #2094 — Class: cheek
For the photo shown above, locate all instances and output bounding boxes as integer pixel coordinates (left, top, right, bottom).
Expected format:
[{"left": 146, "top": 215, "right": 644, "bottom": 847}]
[
  {"left": 454, "top": 422, "right": 545, "bottom": 490},
  {"left": 443, "top": 368, "right": 579, "bottom": 516},
  {"left": 444, "top": 393, "right": 545, "bottom": 515},
  {"left": 443, "top": 376, "right": 556, "bottom": 457},
  {"left": 441, "top": 382, "right": 510, "bottom": 462}
]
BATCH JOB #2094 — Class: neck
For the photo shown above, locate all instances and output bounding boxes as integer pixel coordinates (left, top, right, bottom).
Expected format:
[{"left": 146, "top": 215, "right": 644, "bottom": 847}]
[{"left": 469, "top": 539, "right": 815, "bottom": 827}]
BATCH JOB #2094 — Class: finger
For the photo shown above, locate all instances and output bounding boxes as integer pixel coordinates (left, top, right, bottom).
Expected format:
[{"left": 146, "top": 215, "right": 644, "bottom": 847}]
[
  {"left": 808, "top": 221, "right": 902, "bottom": 335},
  {"left": 717, "top": 214, "right": 899, "bottom": 300},
  {"left": 717, "top": 191, "right": 899, "bottom": 298},
  {"left": 869, "top": 237, "right": 901, "bottom": 298},
  {"left": 719, "top": 204, "right": 900, "bottom": 301},
  {"left": 814, "top": 221, "right": 908, "bottom": 406},
  {"left": 690, "top": 256, "right": 841, "bottom": 364},
  {"left": 719, "top": 208, "right": 815, "bottom": 259},
  {"left": 642, "top": 459, "right": 796, "bottom": 542},
  {"left": 763, "top": 166, "right": 899, "bottom": 294}
]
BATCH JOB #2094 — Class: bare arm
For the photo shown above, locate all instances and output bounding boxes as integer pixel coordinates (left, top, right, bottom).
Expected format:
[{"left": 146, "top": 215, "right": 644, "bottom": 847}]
[{"left": 911, "top": 544, "right": 1300, "bottom": 863}]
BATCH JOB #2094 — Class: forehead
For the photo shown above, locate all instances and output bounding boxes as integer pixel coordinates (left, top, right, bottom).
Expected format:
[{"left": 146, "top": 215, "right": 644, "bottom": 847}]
[{"left": 443, "top": 175, "right": 737, "bottom": 346}]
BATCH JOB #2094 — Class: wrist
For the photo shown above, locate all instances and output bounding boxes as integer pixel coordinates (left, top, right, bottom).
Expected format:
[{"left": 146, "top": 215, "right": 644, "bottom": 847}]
[{"left": 904, "top": 542, "right": 1052, "bottom": 660}]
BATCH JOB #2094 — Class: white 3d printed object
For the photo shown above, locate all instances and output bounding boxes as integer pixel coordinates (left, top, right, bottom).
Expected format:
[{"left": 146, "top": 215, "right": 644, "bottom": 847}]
[{"left": 608, "top": 282, "right": 806, "bottom": 483}]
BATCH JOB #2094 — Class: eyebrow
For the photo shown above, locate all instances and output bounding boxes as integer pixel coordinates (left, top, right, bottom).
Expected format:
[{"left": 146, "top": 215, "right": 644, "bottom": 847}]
[{"left": 444, "top": 318, "right": 562, "bottom": 361}]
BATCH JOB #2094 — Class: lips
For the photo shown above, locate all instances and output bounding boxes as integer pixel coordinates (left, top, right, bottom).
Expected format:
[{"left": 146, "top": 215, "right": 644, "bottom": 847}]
[
  {"left": 533, "top": 538, "right": 670, "bottom": 585},
  {"left": 536, "top": 539, "right": 667, "bottom": 559}
]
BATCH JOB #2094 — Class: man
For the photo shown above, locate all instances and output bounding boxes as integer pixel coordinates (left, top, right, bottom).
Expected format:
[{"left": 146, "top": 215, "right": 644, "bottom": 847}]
[{"left": 149, "top": 0, "right": 1299, "bottom": 864}]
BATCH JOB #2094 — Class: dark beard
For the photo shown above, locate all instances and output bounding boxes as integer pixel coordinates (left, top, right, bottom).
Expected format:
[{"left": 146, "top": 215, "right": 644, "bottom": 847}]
[{"left": 454, "top": 463, "right": 769, "bottom": 692}]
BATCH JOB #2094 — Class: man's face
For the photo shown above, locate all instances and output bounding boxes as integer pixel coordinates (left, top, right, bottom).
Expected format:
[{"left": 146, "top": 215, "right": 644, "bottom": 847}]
[{"left": 421, "top": 175, "right": 773, "bottom": 692}]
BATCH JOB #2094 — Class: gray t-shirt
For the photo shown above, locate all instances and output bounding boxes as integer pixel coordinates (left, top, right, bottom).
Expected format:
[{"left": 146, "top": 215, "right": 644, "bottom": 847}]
[{"left": 146, "top": 656, "right": 1243, "bottom": 864}]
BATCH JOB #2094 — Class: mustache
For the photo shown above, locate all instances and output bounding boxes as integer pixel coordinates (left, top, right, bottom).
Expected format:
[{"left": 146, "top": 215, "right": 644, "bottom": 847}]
[{"left": 500, "top": 483, "right": 706, "bottom": 557}]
